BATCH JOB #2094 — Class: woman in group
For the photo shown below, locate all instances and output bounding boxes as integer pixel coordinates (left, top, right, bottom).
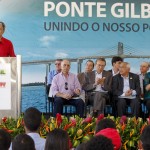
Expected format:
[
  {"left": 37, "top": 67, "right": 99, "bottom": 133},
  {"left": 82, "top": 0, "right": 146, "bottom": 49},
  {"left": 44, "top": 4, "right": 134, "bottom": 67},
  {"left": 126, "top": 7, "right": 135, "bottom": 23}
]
[{"left": 45, "top": 128, "right": 70, "bottom": 150}]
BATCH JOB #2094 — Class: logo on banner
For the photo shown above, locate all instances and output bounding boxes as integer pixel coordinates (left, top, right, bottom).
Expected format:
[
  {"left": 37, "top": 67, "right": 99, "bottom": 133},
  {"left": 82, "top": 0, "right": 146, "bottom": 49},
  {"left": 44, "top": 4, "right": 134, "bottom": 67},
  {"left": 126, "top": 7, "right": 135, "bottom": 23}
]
[
  {"left": 0, "top": 82, "right": 6, "bottom": 88},
  {"left": 0, "top": 69, "right": 6, "bottom": 88},
  {"left": 0, "top": 69, "right": 6, "bottom": 75}
]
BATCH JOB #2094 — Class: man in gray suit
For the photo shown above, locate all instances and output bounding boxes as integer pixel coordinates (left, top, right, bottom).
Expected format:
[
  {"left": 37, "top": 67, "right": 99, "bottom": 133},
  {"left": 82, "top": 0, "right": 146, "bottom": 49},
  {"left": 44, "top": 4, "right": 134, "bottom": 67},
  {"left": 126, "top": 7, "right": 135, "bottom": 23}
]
[
  {"left": 77, "top": 60, "right": 95, "bottom": 103},
  {"left": 83, "top": 58, "right": 112, "bottom": 117},
  {"left": 77, "top": 60, "right": 94, "bottom": 87}
]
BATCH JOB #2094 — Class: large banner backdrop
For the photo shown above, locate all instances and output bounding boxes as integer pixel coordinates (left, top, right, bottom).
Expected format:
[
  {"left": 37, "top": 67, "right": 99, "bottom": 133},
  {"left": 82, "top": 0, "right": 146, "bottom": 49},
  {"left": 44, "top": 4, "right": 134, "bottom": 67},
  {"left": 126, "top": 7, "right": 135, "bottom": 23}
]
[{"left": 0, "top": 0, "right": 149, "bottom": 83}]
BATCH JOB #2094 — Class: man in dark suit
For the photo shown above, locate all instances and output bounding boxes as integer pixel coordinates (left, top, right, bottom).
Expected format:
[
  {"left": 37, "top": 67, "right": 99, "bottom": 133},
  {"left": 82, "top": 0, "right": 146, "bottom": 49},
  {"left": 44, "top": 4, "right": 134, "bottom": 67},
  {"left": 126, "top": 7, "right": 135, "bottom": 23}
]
[
  {"left": 108, "top": 56, "right": 123, "bottom": 116},
  {"left": 112, "top": 62, "right": 141, "bottom": 118},
  {"left": 83, "top": 58, "right": 112, "bottom": 117},
  {"left": 108, "top": 56, "right": 123, "bottom": 76}
]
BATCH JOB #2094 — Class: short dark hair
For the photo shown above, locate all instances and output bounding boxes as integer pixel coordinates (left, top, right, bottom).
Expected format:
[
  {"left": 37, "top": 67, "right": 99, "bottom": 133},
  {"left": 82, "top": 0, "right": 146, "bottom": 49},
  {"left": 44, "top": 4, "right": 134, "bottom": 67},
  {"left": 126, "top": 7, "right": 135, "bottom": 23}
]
[
  {"left": 45, "top": 128, "right": 69, "bottom": 150},
  {"left": 0, "top": 129, "right": 11, "bottom": 150},
  {"left": 140, "top": 125, "right": 150, "bottom": 150},
  {"left": 86, "top": 135, "right": 113, "bottom": 150},
  {"left": 95, "top": 58, "right": 106, "bottom": 66},
  {"left": 23, "top": 107, "right": 41, "bottom": 132},
  {"left": 86, "top": 60, "right": 94, "bottom": 68},
  {"left": 12, "top": 134, "right": 35, "bottom": 150},
  {"left": 111, "top": 56, "right": 123, "bottom": 66},
  {"left": 0, "top": 22, "right": 6, "bottom": 31},
  {"left": 95, "top": 118, "right": 116, "bottom": 133}
]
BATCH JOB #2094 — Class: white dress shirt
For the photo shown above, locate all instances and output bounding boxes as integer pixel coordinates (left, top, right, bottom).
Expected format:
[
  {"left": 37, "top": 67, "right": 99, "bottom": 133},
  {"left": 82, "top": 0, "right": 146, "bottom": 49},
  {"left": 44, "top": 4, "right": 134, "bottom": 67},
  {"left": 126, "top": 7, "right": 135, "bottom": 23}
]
[
  {"left": 121, "top": 75, "right": 136, "bottom": 97},
  {"left": 139, "top": 73, "right": 144, "bottom": 94},
  {"left": 95, "top": 72, "right": 104, "bottom": 91},
  {"left": 9, "top": 133, "right": 46, "bottom": 150},
  {"left": 28, "top": 133, "right": 46, "bottom": 150}
]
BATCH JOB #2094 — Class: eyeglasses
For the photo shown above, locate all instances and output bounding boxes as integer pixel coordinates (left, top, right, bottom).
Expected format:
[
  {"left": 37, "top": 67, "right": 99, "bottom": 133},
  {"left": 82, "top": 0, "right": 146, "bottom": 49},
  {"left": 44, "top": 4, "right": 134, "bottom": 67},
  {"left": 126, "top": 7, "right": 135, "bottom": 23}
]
[
  {"left": 55, "top": 63, "right": 61, "bottom": 66},
  {"left": 65, "top": 82, "right": 68, "bottom": 90},
  {"left": 97, "top": 64, "right": 105, "bottom": 67}
]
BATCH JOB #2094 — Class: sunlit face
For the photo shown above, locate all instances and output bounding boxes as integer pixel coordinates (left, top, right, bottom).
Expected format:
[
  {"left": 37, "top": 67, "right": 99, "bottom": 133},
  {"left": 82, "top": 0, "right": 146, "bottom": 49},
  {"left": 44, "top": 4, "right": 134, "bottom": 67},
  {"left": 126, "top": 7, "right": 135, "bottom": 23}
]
[
  {"left": 61, "top": 60, "right": 70, "bottom": 74},
  {"left": 85, "top": 61, "right": 94, "bottom": 72},
  {"left": 119, "top": 63, "right": 130, "bottom": 76},
  {"left": 55, "top": 60, "right": 62, "bottom": 72},
  {"left": 113, "top": 61, "right": 122, "bottom": 70},
  {"left": 140, "top": 62, "right": 149, "bottom": 74},
  {"left": 95, "top": 60, "right": 106, "bottom": 73},
  {"left": 0, "top": 23, "right": 4, "bottom": 38}
]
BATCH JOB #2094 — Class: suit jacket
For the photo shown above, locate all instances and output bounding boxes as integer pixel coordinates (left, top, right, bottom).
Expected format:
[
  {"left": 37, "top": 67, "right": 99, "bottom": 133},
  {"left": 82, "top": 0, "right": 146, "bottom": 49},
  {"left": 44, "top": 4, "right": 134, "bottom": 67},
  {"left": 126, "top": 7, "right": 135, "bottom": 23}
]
[
  {"left": 108, "top": 69, "right": 113, "bottom": 75},
  {"left": 82, "top": 70, "right": 112, "bottom": 92},
  {"left": 112, "top": 72, "right": 141, "bottom": 97},
  {"left": 77, "top": 72, "right": 86, "bottom": 88}
]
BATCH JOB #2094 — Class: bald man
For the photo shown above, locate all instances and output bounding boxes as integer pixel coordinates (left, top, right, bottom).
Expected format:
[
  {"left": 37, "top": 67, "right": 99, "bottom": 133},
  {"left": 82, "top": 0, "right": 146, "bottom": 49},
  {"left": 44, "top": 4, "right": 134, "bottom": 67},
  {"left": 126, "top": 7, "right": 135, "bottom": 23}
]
[
  {"left": 112, "top": 62, "right": 141, "bottom": 117},
  {"left": 51, "top": 60, "right": 84, "bottom": 117}
]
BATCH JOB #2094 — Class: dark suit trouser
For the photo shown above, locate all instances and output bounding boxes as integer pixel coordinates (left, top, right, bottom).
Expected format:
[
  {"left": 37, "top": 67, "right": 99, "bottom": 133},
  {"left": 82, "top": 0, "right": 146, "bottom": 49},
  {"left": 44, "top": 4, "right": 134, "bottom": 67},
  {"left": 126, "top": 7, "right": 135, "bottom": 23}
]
[
  {"left": 54, "top": 97, "right": 85, "bottom": 117},
  {"left": 145, "top": 99, "right": 150, "bottom": 115},
  {"left": 93, "top": 92, "right": 108, "bottom": 114},
  {"left": 117, "top": 98, "right": 139, "bottom": 118}
]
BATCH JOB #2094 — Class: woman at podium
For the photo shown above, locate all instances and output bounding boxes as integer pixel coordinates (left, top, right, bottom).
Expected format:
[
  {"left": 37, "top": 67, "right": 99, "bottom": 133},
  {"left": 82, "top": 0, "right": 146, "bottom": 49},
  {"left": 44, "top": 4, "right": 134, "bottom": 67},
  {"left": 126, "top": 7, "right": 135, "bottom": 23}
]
[{"left": 0, "top": 21, "right": 16, "bottom": 57}]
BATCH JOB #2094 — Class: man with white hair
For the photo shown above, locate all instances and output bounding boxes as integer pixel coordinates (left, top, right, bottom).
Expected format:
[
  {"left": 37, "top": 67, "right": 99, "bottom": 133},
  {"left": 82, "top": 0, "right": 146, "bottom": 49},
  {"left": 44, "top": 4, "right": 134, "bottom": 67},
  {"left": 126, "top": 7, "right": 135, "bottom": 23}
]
[
  {"left": 139, "top": 62, "right": 150, "bottom": 98},
  {"left": 112, "top": 62, "right": 141, "bottom": 117},
  {"left": 51, "top": 59, "right": 84, "bottom": 117}
]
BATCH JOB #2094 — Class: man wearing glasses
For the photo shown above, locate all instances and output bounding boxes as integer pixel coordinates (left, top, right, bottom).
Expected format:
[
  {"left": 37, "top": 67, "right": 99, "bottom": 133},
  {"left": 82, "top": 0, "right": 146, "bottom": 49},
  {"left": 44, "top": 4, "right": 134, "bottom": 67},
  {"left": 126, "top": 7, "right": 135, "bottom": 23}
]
[
  {"left": 47, "top": 59, "right": 62, "bottom": 94},
  {"left": 51, "top": 59, "right": 84, "bottom": 117},
  {"left": 83, "top": 58, "right": 112, "bottom": 117}
]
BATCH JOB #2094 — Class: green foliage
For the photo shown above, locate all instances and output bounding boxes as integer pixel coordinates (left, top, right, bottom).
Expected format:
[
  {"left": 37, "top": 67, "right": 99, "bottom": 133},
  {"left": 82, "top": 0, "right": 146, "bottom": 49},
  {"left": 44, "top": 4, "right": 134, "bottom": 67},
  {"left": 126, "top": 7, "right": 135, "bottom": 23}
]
[{"left": 0, "top": 115, "right": 148, "bottom": 149}]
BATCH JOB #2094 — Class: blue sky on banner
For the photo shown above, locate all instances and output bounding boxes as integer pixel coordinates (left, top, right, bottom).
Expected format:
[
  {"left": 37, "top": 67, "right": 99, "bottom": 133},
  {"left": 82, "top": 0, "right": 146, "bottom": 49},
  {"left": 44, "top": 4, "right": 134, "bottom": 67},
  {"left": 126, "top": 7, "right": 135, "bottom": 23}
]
[{"left": 0, "top": 0, "right": 149, "bottom": 83}]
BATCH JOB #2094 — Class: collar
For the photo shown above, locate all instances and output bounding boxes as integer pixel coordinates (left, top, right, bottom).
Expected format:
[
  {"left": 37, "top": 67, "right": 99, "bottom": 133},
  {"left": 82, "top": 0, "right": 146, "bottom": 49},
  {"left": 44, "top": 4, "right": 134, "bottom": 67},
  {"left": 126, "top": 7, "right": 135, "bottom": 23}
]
[
  {"left": 96, "top": 71, "right": 102, "bottom": 75},
  {"left": 140, "top": 72, "right": 146, "bottom": 76},
  {"left": 61, "top": 72, "right": 70, "bottom": 76},
  {"left": 27, "top": 132, "right": 40, "bottom": 138},
  {"left": 112, "top": 69, "right": 119, "bottom": 76},
  {"left": 139, "top": 73, "right": 145, "bottom": 78},
  {"left": 121, "top": 75, "right": 129, "bottom": 79}
]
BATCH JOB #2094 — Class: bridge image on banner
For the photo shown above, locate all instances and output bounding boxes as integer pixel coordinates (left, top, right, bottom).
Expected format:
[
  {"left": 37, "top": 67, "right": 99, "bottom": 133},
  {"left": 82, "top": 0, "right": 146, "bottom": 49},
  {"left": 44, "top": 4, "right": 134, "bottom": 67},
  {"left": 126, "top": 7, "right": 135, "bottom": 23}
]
[{"left": 21, "top": 42, "right": 150, "bottom": 114}]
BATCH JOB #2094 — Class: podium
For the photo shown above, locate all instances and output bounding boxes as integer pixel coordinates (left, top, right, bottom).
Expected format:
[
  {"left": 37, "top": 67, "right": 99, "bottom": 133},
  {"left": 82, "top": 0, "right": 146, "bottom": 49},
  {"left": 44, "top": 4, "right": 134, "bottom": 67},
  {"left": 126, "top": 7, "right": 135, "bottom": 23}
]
[{"left": 0, "top": 55, "right": 21, "bottom": 119}]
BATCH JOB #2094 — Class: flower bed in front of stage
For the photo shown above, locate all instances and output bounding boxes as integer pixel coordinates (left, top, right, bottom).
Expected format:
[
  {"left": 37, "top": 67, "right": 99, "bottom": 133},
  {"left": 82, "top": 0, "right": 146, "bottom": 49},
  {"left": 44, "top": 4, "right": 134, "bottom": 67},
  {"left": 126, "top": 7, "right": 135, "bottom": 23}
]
[{"left": 0, "top": 114, "right": 149, "bottom": 150}]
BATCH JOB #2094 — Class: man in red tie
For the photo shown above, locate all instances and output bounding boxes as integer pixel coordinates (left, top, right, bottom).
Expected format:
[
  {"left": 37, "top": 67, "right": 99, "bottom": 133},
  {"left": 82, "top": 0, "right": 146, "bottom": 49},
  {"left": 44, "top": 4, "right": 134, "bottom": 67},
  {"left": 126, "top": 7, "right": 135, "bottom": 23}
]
[{"left": 0, "top": 21, "right": 16, "bottom": 57}]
